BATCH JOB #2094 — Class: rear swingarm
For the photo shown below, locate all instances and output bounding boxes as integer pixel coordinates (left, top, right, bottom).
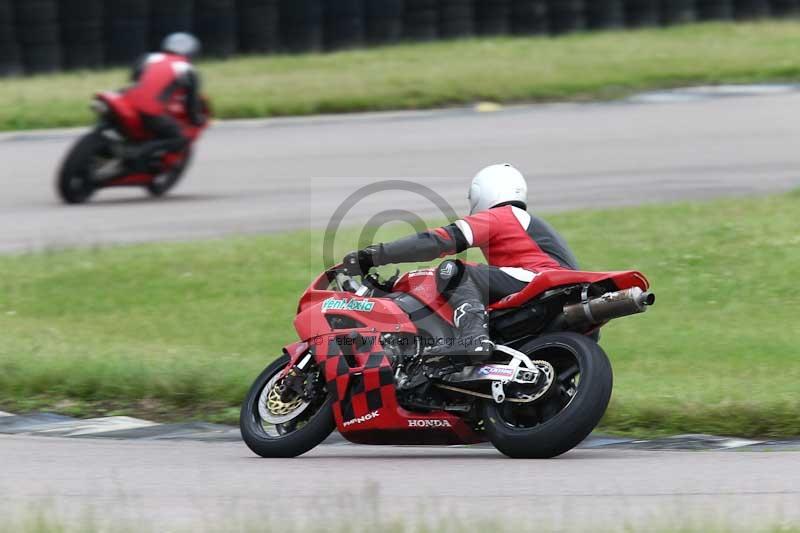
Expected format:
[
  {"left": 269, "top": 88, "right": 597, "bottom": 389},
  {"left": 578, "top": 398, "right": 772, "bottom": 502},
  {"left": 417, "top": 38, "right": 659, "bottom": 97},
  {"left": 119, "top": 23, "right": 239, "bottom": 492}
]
[{"left": 435, "top": 344, "right": 556, "bottom": 404}]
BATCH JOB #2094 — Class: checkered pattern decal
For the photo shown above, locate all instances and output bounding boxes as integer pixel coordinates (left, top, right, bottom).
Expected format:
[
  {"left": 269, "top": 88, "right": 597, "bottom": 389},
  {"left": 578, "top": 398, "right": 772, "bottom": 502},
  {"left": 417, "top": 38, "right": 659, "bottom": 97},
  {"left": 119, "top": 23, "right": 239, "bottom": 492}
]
[{"left": 320, "top": 334, "right": 396, "bottom": 425}]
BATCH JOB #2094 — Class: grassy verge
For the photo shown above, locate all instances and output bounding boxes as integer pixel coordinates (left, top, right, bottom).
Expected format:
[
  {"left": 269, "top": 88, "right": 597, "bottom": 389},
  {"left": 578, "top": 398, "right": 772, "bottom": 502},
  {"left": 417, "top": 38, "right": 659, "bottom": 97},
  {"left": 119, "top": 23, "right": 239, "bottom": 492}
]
[
  {"left": 2, "top": 519, "right": 798, "bottom": 533},
  {"left": 4, "top": 21, "right": 800, "bottom": 130},
  {"left": 4, "top": 500, "right": 800, "bottom": 533},
  {"left": 1, "top": 191, "right": 799, "bottom": 436}
]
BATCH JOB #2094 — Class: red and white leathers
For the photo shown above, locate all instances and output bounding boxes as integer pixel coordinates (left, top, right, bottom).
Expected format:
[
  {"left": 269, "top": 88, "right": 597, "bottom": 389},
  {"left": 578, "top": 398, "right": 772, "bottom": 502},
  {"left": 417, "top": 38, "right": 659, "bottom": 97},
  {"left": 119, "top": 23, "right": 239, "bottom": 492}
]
[
  {"left": 367, "top": 204, "right": 579, "bottom": 282},
  {"left": 125, "top": 52, "right": 199, "bottom": 119},
  {"left": 434, "top": 205, "right": 568, "bottom": 281}
]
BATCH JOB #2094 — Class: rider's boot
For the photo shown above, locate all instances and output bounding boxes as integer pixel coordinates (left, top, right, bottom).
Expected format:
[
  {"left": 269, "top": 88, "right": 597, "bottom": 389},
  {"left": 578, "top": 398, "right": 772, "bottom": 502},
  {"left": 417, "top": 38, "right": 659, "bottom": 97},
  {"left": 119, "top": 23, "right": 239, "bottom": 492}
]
[
  {"left": 425, "top": 261, "right": 495, "bottom": 368},
  {"left": 426, "top": 300, "right": 494, "bottom": 363}
]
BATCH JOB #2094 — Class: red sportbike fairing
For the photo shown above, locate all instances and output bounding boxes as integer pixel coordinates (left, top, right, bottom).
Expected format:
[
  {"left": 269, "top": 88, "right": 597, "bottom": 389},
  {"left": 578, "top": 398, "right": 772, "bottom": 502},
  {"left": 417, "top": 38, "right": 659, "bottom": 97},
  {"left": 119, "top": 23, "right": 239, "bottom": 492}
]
[
  {"left": 240, "top": 265, "right": 655, "bottom": 458},
  {"left": 55, "top": 90, "right": 210, "bottom": 204}
]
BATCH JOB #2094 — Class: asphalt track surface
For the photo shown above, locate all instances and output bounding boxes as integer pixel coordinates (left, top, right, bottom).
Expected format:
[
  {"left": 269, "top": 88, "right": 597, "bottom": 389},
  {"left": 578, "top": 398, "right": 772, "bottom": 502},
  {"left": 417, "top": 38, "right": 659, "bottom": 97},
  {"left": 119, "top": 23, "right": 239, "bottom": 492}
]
[
  {"left": 1, "top": 435, "right": 798, "bottom": 531},
  {"left": 3, "top": 90, "right": 800, "bottom": 530},
  {"left": 2, "top": 90, "right": 800, "bottom": 253}
]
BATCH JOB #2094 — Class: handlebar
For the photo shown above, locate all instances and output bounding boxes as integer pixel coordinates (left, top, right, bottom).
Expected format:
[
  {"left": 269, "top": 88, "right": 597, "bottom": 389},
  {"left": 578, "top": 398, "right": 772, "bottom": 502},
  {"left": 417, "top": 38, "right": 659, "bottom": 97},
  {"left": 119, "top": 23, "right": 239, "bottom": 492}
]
[
  {"left": 330, "top": 266, "right": 399, "bottom": 296},
  {"left": 333, "top": 272, "right": 363, "bottom": 294}
]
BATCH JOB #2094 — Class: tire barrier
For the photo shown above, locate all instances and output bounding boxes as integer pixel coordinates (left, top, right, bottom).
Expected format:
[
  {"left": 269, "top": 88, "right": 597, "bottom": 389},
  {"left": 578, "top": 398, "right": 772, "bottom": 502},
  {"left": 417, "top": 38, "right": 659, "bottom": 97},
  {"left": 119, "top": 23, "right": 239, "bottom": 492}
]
[
  {"left": 0, "top": 0, "right": 22, "bottom": 76},
  {"left": 476, "top": 0, "right": 512, "bottom": 35},
  {"left": 279, "top": 0, "right": 323, "bottom": 52},
  {"left": 404, "top": 0, "right": 439, "bottom": 41},
  {"left": 4, "top": 0, "right": 800, "bottom": 77},
  {"left": 150, "top": 0, "right": 194, "bottom": 50},
  {"left": 511, "top": 0, "right": 549, "bottom": 35},
  {"left": 734, "top": 0, "right": 771, "bottom": 18},
  {"left": 586, "top": 0, "right": 624, "bottom": 29},
  {"left": 547, "top": 0, "right": 586, "bottom": 34},
  {"left": 624, "top": 0, "right": 660, "bottom": 27},
  {"left": 60, "top": 0, "right": 104, "bottom": 70},
  {"left": 324, "top": 0, "right": 364, "bottom": 50},
  {"left": 365, "top": 0, "right": 404, "bottom": 45},
  {"left": 13, "top": 0, "right": 61, "bottom": 73},
  {"left": 105, "top": 0, "right": 149, "bottom": 65},
  {"left": 238, "top": 0, "right": 280, "bottom": 53},
  {"left": 696, "top": 0, "right": 734, "bottom": 19},
  {"left": 195, "top": 0, "right": 237, "bottom": 57},
  {"left": 770, "top": 0, "right": 800, "bottom": 15},
  {"left": 440, "top": 0, "right": 475, "bottom": 38},
  {"left": 661, "top": 0, "right": 696, "bottom": 25}
]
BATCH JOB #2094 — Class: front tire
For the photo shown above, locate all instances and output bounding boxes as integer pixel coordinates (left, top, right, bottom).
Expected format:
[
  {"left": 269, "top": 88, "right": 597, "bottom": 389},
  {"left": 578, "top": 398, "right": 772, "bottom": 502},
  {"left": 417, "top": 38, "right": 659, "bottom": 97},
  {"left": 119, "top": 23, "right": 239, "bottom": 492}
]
[
  {"left": 240, "top": 354, "right": 335, "bottom": 458},
  {"left": 482, "top": 332, "right": 613, "bottom": 459}
]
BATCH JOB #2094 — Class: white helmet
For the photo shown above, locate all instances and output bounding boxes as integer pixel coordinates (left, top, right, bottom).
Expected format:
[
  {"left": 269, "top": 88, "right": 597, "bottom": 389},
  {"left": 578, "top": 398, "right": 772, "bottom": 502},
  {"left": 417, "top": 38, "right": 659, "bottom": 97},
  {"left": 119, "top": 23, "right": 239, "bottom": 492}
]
[
  {"left": 162, "top": 33, "right": 201, "bottom": 58},
  {"left": 468, "top": 164, "right": 528, "bottom": 214}
]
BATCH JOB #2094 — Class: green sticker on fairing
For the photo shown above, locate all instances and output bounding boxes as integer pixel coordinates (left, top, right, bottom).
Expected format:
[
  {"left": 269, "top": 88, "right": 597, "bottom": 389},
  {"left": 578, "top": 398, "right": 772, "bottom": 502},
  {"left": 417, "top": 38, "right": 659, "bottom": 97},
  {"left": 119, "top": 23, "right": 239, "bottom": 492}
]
[{"left": 322, "top": 297, "right": 376, "bottom": 312}]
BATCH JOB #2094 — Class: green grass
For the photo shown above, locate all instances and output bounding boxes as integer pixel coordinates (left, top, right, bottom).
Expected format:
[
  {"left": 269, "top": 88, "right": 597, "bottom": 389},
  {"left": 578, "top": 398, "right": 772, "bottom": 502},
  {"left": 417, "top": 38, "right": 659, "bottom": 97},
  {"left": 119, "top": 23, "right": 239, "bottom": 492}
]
[
  {"left": 4, "top": 21, "right": 800, "bottom": 130},
  {"left": 3, "top": 506, "right": 800, "bottom": 533},
  {"left": 1, "top": 192, "right": 799, "bottom": 436}
]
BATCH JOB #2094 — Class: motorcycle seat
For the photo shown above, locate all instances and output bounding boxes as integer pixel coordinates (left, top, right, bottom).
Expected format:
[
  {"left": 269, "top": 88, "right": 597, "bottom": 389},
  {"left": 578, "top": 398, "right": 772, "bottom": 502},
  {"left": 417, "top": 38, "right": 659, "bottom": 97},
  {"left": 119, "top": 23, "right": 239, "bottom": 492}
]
[{"left": 488, "top": 269, "right": 649, "bottom": 311}]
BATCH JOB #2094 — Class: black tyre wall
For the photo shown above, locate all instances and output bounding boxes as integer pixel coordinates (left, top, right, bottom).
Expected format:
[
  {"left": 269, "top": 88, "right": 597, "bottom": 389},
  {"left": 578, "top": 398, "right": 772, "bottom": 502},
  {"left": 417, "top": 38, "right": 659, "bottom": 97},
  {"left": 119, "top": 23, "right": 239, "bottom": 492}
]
[
  {"left": 14, "top": 0, "right": 62, "bottom": 73},
  {"left": 238, "top": 0, "right": 280, "bottom": 52},
  {"left": 404, "top": 0, "right": 439, "bottom": 41},
  {"left": 511, "top": 0, "right": 548, "bottom": 34},
  {"left": 324, "top": 0, "right": 365, "bottom": 50},
  {"left": 365, "top": 0, "right": 404, "bottom": 44},
  {"left": 105, "top": 0, "right": 149, "bottom": 65},
  {"left": 195, "top": 0, "right": 237, "bottom": 57},
  {"left": 440, "top": 0, "right": 475, "bottom": 38},
  {"left": 661, "top": 0, "right": 696, "bottom": 24},
  {"left": 696, "top": 0, "right": 734, "bottom": 18},
  {"left": 280, "top": 0, "right": 323, "bottom": 52},
  {"left": 770, "top": 0, "right": 800, "bottom": 14},
  {"left": 734, "top": 0, "right": 771, "bottom": 17},
  {"left": 585, "top": 0, "right": 624, "bottom": 29},
  {"left": 0, "top": 0, "right": 22, "bottom": 75},
  {"left": 547, "top": 0, "right": 585, "bottom": 34},
  {"left": 476, "top": 0, "right": 512, "bottom": 35},
  {"left": 624, "top": 0, "right": 660, "bottom": 27},
  {"left": 60, "top": 0, "right": 104, "bottom": 69},
  {"left": 150, "top": 0, "right": 194, "bottom": 50}
]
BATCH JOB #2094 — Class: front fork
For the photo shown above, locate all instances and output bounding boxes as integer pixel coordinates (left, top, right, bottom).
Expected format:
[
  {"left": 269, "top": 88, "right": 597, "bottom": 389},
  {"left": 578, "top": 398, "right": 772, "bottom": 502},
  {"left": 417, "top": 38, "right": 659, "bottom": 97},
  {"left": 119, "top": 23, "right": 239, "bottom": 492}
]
[{"left": 278, "top": 341, "right": 312, "bottom": 378}]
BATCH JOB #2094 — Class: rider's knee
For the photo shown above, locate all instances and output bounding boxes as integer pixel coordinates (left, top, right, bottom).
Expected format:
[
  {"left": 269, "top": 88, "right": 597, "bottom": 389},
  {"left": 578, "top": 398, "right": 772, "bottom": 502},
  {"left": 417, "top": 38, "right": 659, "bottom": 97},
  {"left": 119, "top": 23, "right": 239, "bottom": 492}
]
[{"left": 435, "top": 260, "right": 465, "bottom": 294}]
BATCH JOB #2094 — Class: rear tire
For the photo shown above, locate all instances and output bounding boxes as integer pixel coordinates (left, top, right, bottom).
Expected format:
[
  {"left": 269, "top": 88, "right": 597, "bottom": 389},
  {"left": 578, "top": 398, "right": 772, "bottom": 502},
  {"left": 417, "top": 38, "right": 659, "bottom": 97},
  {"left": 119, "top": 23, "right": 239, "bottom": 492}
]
[
  {"left": 56, "top": 131, "right": 108, "bottom": 204},
  {"left": 482, "top": 332, "right": 613, "bottom": 459},
  {"left": 240, "top": 354, "right": 335, "bottom": 458}
]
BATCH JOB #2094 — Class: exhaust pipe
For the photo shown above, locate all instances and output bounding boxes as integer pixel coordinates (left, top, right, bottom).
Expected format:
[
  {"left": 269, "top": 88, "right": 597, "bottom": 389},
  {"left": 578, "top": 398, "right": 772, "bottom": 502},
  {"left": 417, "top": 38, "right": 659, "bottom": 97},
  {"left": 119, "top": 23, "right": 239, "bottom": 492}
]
[{"left": 562, "top": 287, "right": 655, "bottom": 328}]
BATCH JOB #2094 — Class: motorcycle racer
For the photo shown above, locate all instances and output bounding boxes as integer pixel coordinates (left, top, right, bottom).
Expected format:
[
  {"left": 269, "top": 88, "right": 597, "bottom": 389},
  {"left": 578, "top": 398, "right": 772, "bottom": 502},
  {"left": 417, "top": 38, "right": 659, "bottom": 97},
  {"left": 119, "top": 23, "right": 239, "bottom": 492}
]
[
  {"left": 343, "top": 164, "right": 579, "bottom": 361},
  {"left": 123, "top": 32, "right": 205, "bottom": 171}
]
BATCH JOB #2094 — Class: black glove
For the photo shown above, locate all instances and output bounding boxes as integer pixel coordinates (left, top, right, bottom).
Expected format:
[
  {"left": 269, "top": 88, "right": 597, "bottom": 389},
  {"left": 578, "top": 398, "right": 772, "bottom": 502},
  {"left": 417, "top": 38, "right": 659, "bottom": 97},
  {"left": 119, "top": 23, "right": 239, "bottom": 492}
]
[{"left": 342, "top": 248, "right": 378, "bottom": 276}]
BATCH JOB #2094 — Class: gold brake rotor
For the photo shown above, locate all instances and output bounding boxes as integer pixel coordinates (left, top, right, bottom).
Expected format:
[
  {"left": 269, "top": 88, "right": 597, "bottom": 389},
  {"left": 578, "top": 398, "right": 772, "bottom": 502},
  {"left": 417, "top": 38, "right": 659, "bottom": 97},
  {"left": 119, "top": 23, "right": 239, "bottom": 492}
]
[{"left": 266, "top": 380, "right": 304, "bottom": 416}]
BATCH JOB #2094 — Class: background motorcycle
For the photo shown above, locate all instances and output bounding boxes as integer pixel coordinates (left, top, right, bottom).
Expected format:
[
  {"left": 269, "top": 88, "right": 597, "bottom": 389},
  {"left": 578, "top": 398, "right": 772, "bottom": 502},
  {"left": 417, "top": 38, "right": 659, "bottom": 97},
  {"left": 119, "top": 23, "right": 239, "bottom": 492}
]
[
  {"left": 240, "top": 264, "right": 655, "bottom": 459},
  {"left": 56, "top": 91, "right": 209, "bottom": 204}
]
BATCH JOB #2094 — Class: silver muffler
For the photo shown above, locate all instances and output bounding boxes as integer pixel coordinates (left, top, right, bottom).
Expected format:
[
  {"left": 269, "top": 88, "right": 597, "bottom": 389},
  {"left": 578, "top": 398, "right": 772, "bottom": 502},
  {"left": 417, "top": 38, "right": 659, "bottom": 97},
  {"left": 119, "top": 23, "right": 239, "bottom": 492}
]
[{"left": 562, "top": 287, "right": 655, "bottom": 328}]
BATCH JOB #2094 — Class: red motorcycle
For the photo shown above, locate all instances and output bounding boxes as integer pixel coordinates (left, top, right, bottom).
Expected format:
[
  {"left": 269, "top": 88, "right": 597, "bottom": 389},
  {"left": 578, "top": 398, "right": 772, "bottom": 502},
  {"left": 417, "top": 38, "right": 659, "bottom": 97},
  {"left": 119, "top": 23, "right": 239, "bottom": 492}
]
[
  {"left": 56, "top": 91, "right": 209, "bottom": 204},
  {"left": 240, "top": 264, "right": 655, "bottom": 458}
]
